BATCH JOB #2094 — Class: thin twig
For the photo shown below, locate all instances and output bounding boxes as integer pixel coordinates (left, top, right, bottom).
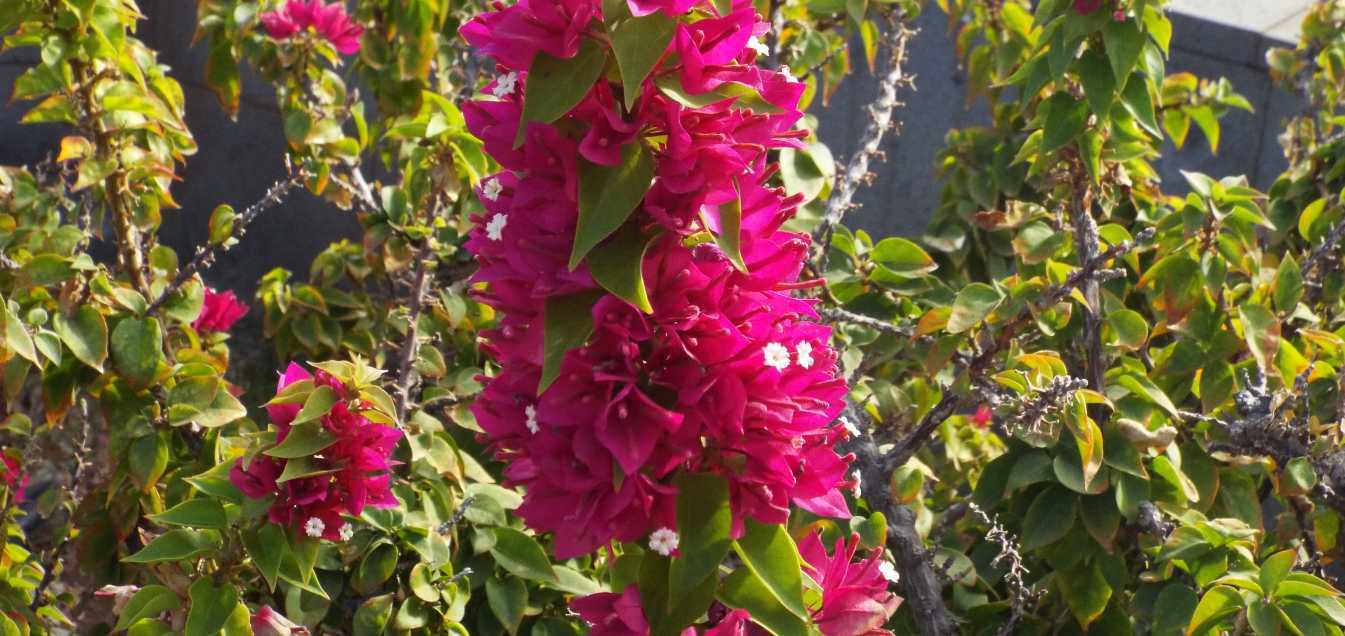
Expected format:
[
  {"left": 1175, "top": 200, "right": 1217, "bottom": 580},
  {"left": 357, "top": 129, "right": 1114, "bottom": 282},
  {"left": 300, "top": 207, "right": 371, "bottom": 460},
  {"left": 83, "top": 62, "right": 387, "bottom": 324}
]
[
  {"left": 146, "top": 174, "right": 302, "bottom": 314},
  {"left": 818, "top": 306, "right": 914, "bottom": 337},
  {"left": 810, "top": 18, "right": 915, "bottom": 268}
]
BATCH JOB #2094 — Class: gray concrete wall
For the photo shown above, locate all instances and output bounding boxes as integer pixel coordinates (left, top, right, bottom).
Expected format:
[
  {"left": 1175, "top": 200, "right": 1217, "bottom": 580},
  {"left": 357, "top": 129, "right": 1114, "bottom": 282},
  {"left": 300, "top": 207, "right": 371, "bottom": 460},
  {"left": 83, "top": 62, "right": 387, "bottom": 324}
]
[
  {"left": 819, "top": 9, "right": 1302, "bottom": 240},
  {"left": 0, "top": 4, "right": 1301, "bottom": 297}
]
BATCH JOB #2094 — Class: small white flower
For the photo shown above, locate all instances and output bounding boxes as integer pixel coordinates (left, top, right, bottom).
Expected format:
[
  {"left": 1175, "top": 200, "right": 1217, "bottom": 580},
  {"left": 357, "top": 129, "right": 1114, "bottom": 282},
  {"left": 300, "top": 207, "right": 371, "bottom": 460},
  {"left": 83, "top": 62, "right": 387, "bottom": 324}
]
[
  {"left": 842, "top": 417, "right": 861, "bottom": 437},
  {"left": 851, "top": 470, "right": 863, "bottom": 496},
  {"left": 648, "top": 527, "right": 680, "bottom": 556},
  {"left": 481, "top": 178, "right": 503, "bottom": 202},
  {"left": 763, "top": 342, "right": 791, "bottom": 371},
  {"left": 525, "top": 405, "right": 539, "bottom": 434},
  {"left": 304, "top": 517, "right": 326, "bottom": 538},
  {"left": 491, "top": 72, "right": 518, "bottom": 98},
  {"left": 485, "top": 213, "right": 508, "bottom": 241},
  {"left": 779, "top": 65, "right": 801, "bottom": 83},
  {"left": 879, "top": 560, "right": 900, "bottom": 584},
  {"left": 795, "top": 341, "right": 814, "bottom": 369},
  {"left": 747, "top": 36, "right": 770, "bottom": 57},
  {"left": 338, "top": 523, "right": 355, "bottom": 541}
]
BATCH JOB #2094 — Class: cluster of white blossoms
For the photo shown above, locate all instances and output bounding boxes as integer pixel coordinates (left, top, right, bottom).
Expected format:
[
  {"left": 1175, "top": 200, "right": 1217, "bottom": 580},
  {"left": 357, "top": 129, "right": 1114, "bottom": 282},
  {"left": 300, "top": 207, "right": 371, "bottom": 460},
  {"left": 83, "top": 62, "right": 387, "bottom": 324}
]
[
  {"left": 763, "top": 341, "right": 816, "bottom": 371},
  {"left": 491, "top": 71, "right": 518, "bottom": 98},
  {"left": 525, "top": 404, "right": 539, "bottom": 434},
  {"left": 304, "top": 517, "right": 357, "bottom": 542},
  {"left": 485, "top": 213, "right": 508, "bottom": 241}
]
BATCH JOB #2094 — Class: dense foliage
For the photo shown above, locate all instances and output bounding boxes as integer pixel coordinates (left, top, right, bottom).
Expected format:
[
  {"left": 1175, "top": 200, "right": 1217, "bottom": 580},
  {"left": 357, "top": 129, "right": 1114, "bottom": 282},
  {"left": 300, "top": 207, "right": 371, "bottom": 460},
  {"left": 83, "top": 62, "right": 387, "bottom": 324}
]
[{"left": 2, "top": 0, "right": 1345, "bottom": 634}]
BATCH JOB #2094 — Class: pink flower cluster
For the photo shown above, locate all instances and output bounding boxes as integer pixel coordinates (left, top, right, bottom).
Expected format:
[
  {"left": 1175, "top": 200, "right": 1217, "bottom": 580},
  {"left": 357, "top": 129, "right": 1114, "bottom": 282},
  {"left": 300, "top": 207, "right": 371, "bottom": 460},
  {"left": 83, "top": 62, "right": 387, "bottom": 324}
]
[
  {"left": 230, "top": 363, "right": 401, "bottom": 540},
  {"left": 194, "top": 287, "right": 248, "bottom": 333},
  {"left": 0, "top": 453, "right": 27, "bottom": 503},
  {"left": 461, "top": 0, "right": 851, "bottom": 559},
  {"left": 571, "top": 532, "right": 899, "bottom": 635},
  {"left": 260, "top": 0, "right": 364, "bottom": 55}
]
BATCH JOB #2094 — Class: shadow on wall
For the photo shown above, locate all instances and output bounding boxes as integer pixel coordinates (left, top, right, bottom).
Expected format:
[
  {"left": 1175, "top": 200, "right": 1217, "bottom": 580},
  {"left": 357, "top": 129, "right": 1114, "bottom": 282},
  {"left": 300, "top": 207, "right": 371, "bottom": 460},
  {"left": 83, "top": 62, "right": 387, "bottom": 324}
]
[
  {"left": 813, "top": 9, "right": 1301, "bottom": 241},
  {"left": 0, "top": 3, "right": 1302, "bottom": 296}
]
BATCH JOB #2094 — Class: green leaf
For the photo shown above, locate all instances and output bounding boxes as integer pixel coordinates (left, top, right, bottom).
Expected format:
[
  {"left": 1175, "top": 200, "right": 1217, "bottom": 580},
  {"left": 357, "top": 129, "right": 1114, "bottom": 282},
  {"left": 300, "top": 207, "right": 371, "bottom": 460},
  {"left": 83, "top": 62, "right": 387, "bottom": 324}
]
[
  {"left": 53, "top": 305, "right": 107, "bottom": 371},
  {"left": 115, "top": 586, "right": 183, "bottom": 632},
  {"left": 1246, "top": 599, "right": 1280, "bottom": 635},
  {"left": 1280, "top": 603, "right": 1327, "bottom": 636},
  {"left": 946, "top": 283, "right": 1002, "bottom": 334},
  {"left": 671, "top": 473, "right": 732, "bottom": 600},
  {"left": 128, "top": 433, "right": 169, "bottom": 490},
  {"left": 1102, "top": 18, "right": 1144, "bottom": 85},
  {"left": 487, "top": 575, "right": 527, "bottom": 635},
  {"left": 1106, "top": 309, "right": 1148, "bottom": 350},
  {"left": 1041, "top": 93, "right": 1090, "bottom": 153},
  {"left": 1116, "top": 372, "right": 1180, "bottom": 418},
  {"left": 1188, "top": 105, "right": 1221, "bottom": 154},
  {"left": 354, "top": 542, "right": 399, "bottom": 595},
  {"left": 185, "top": 462, "right": 243, "bottom": 504},
  {"left": 540, "top": 290, "right": 602, "bottom": 394},
  {"left": 275, "top": 456, "right": 341, "bottom": 484},
  {"left": 1283, "top": 457, "right": 1318, "bottom": 496},
  {"left": 353, "top": 594, "right": 394, "bottom": 636},
  {"left": 608, "top": 10, "right": 676, "bottom": 110},
  {"left": 732, "top": 519, "right": 807, "bottom": 620},
  {"left": 2, "top": 301, "right": 38, "bottom": 366},
  {"left": 1187, "top": 585, "right": 1244, "bottom": 635},
  {"left": 517, "top": 38, "right": 608, "bottom": 147},
  {"left": 185, "top": 577, "right": 238, "bottom": 636},
  {"left": 655, "top": 75, "right": 783, "bottom": 114},
  {"left": 208, "top": 204, "right": 236, "bottom": 245},
  {"left": 1300, "top": 197, "right": 1328, "bottom": 241},
  {"left": 490, "top": 527, "right": 559, "bottom": 583},
  {"left": 1200, "top": 360, "right": 1235, "bottom": 412},
  {"left": 149, "top": 498, "right": 227, "bottom": 530},
  {"left": 713, "top": 182, "right": 747, "bottom": 273},
  {"left": 717, "top": 568, "right": 810, "bottom": 636},
  {"left": 123, "top": 529, "right": 222, "bottom": 564},
  {"left": 1238, "top": 303, "right": 1280, "bottom": 375},
  {"left": 291, "top": 384, "right": 338, "bottom": 426},
  {"left": 872, "top": 237, "right": 937, "bottom": 277},
  {"left": 1259, "top": 550, "right": 1297, "bottom": 597},
  {"left": 1078, "top": 49, "right": 1116, "bottom": 118},
  {"left": 1059, "top": 560, "right": 1112, "bottom": 628},
  {"left": 1153, "top": 583, "right": 1199, "bottom": 636},
  {"left": 1021, "top": 485, "right": 1078, "bottom": 551},
  {"left": 1274, "top": 255, "right": 1303, "bottom": 313},
  {"left": 570, "top": 143, "right": 655, "bottom": 269},
  {"left": 587, "top": 225, "right": 657, "bottom": 313},
  {"left": 549, "top": 565, "right": 605, "bottom": 596},
  {"left": 111, "top": 317, "right": 162, "bottom": 389},
  {"left": 205, "top": 39, "right": 241, "bottom": 117},
  {"left": 243, "top": 524, "right": 288, "bottom": 591},
  {"left": 264, "top": 422, "right": 338, "bottom": 458},
  {"left": 1120, "top": 73, "right": 1161, "bottom": 136}
]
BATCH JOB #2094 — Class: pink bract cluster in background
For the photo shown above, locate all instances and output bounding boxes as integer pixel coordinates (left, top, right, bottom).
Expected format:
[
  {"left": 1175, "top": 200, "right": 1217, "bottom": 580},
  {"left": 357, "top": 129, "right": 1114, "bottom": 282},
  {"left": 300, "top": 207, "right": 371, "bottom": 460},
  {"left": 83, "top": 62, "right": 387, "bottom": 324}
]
[
  {"left": 230, "top": 363, "right": 401, "bottom": 541},
  {"left": 259, "top": 0, "right": 364, "bottom": 55},
  {"left": 194, "top": 287, "right": 249, "bottom": 333}
]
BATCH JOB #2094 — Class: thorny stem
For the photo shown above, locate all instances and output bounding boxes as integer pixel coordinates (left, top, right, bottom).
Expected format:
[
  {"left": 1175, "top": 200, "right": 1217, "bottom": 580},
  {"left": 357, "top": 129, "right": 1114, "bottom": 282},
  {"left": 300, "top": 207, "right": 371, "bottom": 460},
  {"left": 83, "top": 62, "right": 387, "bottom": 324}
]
[
  {"left": 146, "top": 174, "right": 304, "bottom": 315},
  {"left": 841, "top": 411, "right": 957, "bottom": 636},
  {"left": 70, "top": 58, "right": 151, "bottom": 295},
  {"left": 391, "top": 196, "right": 452, "bottom": 421},
  {"left": 809, "top": 17, "right": 915, "bottom": 268},
  {"left": 1068, "top": 181, "right": 1105, "bottom": 391}
]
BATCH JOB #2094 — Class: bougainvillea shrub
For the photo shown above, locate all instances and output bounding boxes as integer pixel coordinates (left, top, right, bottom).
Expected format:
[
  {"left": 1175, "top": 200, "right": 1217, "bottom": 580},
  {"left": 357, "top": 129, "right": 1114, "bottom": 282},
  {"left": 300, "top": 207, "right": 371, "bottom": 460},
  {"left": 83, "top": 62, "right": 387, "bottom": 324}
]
[{"left": 3, "top": 0, "right": 1345, "bottom": 633}]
